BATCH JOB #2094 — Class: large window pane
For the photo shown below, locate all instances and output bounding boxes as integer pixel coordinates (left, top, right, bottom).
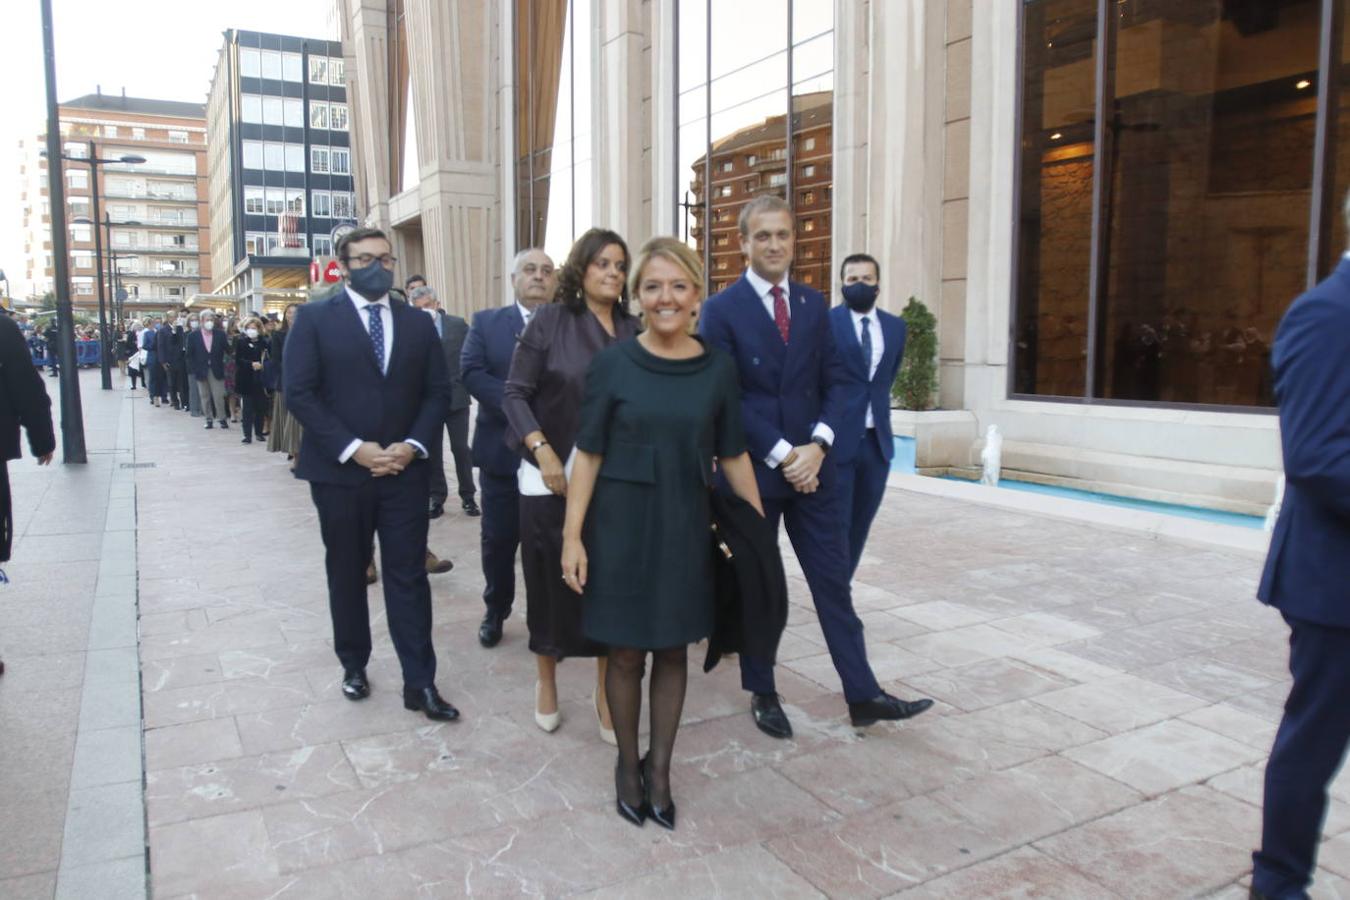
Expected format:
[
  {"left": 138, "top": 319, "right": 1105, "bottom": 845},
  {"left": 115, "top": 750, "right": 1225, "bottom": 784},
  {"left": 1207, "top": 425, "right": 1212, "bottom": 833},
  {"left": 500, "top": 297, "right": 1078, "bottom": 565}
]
[
  {"left": 1012, "top": 0, "right": 1097, "bottom": 399},
  {"left": 790, "top": 0, "right": 833, "bottom": 293},
  {"left": 1099, "top": 0, "right": 1318, "bottom": 406}
]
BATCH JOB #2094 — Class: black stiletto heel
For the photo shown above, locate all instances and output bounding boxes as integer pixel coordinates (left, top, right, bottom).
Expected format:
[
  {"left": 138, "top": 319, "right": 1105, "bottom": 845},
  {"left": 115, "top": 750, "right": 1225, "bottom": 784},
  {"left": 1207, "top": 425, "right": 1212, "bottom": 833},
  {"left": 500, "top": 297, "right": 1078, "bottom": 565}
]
[
  {"left": 615, "top": 759, "right": 646, "bottom": 827},
  {"left": 642, "top": 754, "right": 676, "bottom": 830}
]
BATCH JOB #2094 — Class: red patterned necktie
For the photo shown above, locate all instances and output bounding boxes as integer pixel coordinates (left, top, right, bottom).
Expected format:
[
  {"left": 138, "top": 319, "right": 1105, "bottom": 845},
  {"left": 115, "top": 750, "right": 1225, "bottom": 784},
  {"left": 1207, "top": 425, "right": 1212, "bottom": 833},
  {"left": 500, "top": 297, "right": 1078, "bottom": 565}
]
[{"left": 770, "top": 285, "right": 790, "bottom": 343}]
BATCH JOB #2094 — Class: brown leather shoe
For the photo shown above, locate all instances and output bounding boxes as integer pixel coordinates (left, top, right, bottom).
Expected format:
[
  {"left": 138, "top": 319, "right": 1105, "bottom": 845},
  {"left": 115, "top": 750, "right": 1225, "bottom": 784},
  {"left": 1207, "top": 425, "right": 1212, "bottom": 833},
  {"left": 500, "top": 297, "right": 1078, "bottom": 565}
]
[
  {"left": 365, "top": 562, "right": 378, "bottom": 584},
  {"left": 426, "top": 550, "right": 453, "bottom": 574}
]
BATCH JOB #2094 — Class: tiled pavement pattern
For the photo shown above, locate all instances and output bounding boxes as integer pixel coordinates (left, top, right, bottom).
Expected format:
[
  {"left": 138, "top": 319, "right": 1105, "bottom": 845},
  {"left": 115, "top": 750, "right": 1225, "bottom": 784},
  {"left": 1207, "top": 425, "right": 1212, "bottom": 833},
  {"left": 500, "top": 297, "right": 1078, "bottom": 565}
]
[{"left": 4, "top": 370, "right": 1350, "bottom": 898}]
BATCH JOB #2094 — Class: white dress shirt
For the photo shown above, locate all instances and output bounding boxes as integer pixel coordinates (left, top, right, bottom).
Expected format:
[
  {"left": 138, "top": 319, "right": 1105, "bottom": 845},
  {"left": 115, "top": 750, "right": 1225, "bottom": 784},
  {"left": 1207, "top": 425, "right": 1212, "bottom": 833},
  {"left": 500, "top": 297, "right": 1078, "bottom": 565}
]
[
  {"left": 851, "top": 307, "right": 885, "bottom": 429},
  {"left": 516, "top": 300, "right": 534, "bottom": 328},
  {"left": 338, "top": 285, "right": 428, "bottom": 464},
  {"left": 742, "top": 268, "right": 835, "bottom": 468}
]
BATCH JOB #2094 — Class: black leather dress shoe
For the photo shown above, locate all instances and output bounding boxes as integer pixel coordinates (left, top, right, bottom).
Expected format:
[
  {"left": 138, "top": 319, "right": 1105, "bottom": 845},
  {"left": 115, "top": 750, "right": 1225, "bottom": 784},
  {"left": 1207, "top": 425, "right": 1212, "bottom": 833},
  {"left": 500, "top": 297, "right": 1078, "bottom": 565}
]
[
  {"left": 848, "top": 691, "right": 935, "bottom": 726},
  {"left": 615, "top": 760, "right": 646, "bottom": 827},
  {"left": 751, "top": 693, "right": 793, "bottom": 739},
  {"left": 641, "top": 754, "right": 676, "bottom": 830},
  {"left": 428, "top": 501, "right": 444, "bottom": 520},
  {"left": 341, "top": 669, "right": 370, "bottom": 701},
  {"left": 478, "top": 612, "right": 505, "bottom": 648},
  {"left": 204, "top": 420, "right": 214, "bottom": 429},
  {"left": 462, "top": 499, "right": 481, "bottom": 517},
  {"left": 403, "top": 686, "right": 460, "bottom": 721}
]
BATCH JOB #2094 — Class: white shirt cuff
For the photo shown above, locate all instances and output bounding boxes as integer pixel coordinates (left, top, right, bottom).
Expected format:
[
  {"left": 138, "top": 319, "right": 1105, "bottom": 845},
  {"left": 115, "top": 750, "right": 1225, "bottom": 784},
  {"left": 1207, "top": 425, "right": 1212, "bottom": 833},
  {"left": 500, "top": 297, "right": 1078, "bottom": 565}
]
[
  {"left": 339, "top": 438, "right": 362, "bottom": 464},
  {"left": 764, "top": 439, "right": 793, "bottom": 469},
  {"left": 812, "top": 423, "right": 835, "bottom": 447},
  {"left": 405, "top": 439, "right": 428, "bottom": 459}
]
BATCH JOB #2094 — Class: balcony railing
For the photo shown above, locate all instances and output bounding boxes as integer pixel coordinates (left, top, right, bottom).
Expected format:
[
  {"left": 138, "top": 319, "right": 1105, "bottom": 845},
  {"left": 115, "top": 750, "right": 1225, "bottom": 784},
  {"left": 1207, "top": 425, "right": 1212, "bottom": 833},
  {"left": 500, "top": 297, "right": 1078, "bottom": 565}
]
[{"left": 109, "top": 244, "right": 200, "bottom": 254}]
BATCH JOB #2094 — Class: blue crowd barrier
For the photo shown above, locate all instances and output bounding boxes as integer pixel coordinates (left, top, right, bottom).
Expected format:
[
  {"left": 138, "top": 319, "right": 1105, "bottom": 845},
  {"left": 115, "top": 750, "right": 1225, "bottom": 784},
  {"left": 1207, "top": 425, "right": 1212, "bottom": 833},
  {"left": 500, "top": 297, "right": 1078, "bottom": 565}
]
[{"left": 76, "top": 340, "right": 101, "bottom": 366}]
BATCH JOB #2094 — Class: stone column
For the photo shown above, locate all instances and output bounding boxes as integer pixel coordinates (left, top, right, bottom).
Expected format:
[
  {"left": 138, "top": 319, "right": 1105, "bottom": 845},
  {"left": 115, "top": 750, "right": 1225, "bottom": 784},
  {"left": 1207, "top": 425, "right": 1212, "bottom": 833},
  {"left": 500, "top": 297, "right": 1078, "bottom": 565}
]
[
  {"left": 341, "top": 0, "right": 393, "bottom": 232},
  {"left": 594, "top": 0, "right": 652, "bottom": 248}
]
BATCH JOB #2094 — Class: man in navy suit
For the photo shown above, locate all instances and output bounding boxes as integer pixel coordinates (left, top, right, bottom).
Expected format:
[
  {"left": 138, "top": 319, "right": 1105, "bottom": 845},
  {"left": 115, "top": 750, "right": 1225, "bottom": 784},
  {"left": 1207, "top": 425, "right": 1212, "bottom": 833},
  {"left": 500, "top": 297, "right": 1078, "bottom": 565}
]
[
  {"left": 186, "top": 310, "right": 229, "bottom": 429},
  {"left": 284, "top": 227, "right": 459, "bottom": 722},
  {"left": 1250, "top": 219, "right": 1350, "bottom": 899},
  {"left": 460, "top": 248, "right": 556, "bottom": 647},
  {"left": 700, "top": 196, "right": 933, "bottom": 736},
  {"left": 829, "top": 253, "right": 906, "bottom": 577}
]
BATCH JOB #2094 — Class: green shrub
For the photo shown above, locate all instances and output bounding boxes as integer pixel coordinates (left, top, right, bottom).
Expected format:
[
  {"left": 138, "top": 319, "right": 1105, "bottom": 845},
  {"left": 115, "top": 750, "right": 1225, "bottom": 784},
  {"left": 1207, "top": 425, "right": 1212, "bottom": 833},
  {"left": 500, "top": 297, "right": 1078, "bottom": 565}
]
[{"left": 892, "top": 296, "right": 938, "bottom": 410}]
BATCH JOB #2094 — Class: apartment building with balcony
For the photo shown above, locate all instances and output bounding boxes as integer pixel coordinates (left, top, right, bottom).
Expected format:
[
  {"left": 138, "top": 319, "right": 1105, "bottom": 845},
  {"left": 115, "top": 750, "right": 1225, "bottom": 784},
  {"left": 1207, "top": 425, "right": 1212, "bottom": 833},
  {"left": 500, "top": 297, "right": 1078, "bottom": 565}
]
[
  {"left": 18, "top": 90, "right": 211, "bottom": 316},
  {"left": 207, "top": 30, "right": 356, "bottom": 314}
]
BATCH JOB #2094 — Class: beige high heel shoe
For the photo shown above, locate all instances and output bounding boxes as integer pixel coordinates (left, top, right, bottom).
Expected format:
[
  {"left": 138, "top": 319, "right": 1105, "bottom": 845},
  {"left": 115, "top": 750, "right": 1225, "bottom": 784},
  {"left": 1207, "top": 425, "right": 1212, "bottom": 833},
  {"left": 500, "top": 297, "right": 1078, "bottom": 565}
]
[
  {"left": 535, "top": 680, "right": 561, "bottom": 733},
  {"left": 595, "top": 688, "right": 616, "bottom": 746}
]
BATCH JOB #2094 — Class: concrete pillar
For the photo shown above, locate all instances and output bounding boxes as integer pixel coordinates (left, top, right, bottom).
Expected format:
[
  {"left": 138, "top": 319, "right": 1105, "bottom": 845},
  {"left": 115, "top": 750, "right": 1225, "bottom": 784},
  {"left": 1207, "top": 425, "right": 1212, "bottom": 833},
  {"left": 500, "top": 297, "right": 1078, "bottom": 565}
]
[
  {"left": 594, "top": 0, "right": 651, "bottom": 248},
  {"left": 342, "top": 0, "right": 393, "bottom": 231}
]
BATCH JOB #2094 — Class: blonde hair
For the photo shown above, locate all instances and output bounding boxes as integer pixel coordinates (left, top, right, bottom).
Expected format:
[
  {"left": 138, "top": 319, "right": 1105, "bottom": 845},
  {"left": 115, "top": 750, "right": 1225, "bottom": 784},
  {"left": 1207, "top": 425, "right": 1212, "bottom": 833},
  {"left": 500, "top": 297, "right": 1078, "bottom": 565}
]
[
  {"left": 629, "top": 236, "right": 705, "bottom": 299},
  {"left": 630, "top": 237, "right": 706, "bottom": 335}
]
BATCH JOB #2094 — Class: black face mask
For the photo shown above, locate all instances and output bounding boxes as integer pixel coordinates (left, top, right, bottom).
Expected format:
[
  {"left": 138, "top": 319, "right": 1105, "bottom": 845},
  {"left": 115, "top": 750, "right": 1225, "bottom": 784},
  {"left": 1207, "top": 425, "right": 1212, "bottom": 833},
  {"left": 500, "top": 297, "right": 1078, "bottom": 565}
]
[
  {"left": 348, "top": 263, "right": 395, "bottom": 301},
  {"left": 842, "top": 282, "right": 879, "bottom": 313}
]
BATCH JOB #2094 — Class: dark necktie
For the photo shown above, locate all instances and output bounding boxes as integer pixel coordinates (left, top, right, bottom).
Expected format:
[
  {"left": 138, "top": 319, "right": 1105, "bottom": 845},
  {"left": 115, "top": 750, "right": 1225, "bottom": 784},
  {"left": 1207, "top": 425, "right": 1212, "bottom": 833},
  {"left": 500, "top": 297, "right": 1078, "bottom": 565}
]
[
  {"left": 860, "top": 316, "right": 872, "bottom": 379},
  {"left": 367, "top": 304, "right": 385, "bottom": 373},
  {"left": 770, "top": 285, "right": 789, "bottom": 343}
]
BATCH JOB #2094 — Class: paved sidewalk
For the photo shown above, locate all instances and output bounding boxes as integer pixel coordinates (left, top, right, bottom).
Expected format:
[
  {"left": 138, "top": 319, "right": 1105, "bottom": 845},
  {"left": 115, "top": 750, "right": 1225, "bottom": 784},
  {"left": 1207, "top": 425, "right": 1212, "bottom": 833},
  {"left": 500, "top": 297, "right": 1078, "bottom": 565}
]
[{"left": 5, "top": 369, "right": 1350, "bottom": 898}]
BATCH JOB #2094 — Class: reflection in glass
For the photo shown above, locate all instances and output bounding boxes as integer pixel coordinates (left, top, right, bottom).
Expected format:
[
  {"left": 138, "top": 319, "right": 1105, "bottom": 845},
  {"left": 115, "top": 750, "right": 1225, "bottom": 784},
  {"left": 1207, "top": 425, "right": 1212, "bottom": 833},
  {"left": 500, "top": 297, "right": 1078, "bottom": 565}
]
[
  {"left": 1099, "top": 0, "right": 1317, "bottom": 406},
  {"left": 1013, "top": 0, "right": 1097, "bottom": 399}
]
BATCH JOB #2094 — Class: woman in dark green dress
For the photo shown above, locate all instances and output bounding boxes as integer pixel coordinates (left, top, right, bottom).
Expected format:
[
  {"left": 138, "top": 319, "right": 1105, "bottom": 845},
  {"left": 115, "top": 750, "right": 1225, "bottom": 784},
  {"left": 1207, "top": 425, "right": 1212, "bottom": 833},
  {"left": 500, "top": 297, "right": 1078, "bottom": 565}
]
[{"left": 562, "top": 237, "right": 763, "bottom": 830}]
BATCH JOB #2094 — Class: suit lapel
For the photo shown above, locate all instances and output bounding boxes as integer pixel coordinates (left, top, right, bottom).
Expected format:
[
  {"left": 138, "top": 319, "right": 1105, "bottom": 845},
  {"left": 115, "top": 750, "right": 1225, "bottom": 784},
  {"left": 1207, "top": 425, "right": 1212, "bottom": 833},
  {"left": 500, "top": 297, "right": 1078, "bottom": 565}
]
[
  {"left": 837, "top": 309, "right": 869, "bottom": 380},
  {"left": 780, "top": 285, "right": 812, "bottom": 387}
]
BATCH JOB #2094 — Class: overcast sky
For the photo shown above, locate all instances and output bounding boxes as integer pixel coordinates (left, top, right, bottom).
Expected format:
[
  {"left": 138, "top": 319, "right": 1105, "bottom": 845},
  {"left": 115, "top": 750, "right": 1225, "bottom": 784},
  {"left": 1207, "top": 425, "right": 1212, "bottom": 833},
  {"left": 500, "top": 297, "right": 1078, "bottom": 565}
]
[{"left": 0, "top": 0, "right": 337, "bottom": 297}]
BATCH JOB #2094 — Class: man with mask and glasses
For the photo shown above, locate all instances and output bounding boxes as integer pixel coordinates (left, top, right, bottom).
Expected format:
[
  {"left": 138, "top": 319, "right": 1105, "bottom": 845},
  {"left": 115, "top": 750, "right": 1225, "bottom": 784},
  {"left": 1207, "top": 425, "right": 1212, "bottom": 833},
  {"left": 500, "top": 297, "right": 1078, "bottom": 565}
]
[
  {"left": 284, "top": 227, "right": 460, "bottom": 722},
  {"left": 829, "top": 254, "right": 906, "bottom": 577}
]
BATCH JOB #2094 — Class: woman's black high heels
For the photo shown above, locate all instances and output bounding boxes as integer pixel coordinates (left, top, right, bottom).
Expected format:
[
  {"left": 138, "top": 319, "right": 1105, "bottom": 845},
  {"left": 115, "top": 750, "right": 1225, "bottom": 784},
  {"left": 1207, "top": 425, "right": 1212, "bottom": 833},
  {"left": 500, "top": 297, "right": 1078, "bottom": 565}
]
[
  {"left": 615, "top": 761, "right": 646, "bottom": 827},
  {"left": 641, "top": 754, "right": 676, "bottom": 830}
]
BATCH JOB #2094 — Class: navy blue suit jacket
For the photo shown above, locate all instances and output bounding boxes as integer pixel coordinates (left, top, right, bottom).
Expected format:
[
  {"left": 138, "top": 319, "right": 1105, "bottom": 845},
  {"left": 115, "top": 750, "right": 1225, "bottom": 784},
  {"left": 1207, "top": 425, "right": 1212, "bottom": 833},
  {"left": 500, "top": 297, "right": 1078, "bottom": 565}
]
[
  {"left": 828, "top": 305, "right": 905, "bottom": 465},
  {"left": 185, "top": 327, "right": 227, "bottom": 380},
  {"left": 461, "top": 304, "right": 526, "bottom": 477},
  {"left": 700, "top": 274, "right": 848, "bottom": 500},
  {"left": 1258, "top": 258, "right": 1350, "bottom": 628},
  {"left": 283, "top": 289, "right": 451, "bottom": 487},
  {"left": 142, "top": 327, "right": 159, "bottom": 365}
]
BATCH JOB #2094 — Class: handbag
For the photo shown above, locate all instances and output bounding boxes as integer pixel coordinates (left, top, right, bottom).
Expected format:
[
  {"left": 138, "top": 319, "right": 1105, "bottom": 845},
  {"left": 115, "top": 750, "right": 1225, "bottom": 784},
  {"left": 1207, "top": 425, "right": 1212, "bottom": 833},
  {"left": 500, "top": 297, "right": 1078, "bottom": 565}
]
[{"left": 260, "top": 348, "right": 280, "bottom": 392}]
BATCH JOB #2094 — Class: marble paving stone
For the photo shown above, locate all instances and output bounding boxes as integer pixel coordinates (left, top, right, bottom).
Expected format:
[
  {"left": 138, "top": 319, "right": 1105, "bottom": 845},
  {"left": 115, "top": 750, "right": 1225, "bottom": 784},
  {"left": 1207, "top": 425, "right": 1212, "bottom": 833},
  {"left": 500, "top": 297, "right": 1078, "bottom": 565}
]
[
  {"left": 1323, "top": 832, "right": 1350, "bottom": 879},
  {"left": 577, "top": 844, "right": 826, "bottom": 899},
  {"left": 0, "top": 787, "right": 68, "bottom": 880},
  {"left": 1224, "top": 681, "right": 1294, "bottom": 724},
  {"left": 929, "top": 756, "right": 1142, "bottom": 847},
  {"left": 897, "top": 623, "right": 1036, "bottom": 668},
  {"left": 1136, "top": 655, "right": 1276, "bottom": 704},
  {"left": 765, "top": 793, "right": 1009, "bottom": 898},
  {"left": 903, "top": 657, "right": 1077, "bottom": 712},
  {"left": 146, "top": 742, "right": 361, "bottom": 827},
  {"left": 140, "top": 652, "right": 228, "bottom": 693},
  {"left": 1030, "top": 674, "right": 1209, "bottom": 734},
  {"left": 892, "top": 846, "right": 1121, "bottom": 899},
  {"left": 786, "top": 643, "right": 944, "bottom": 694},
  {"left": 1034, "top": 787, "right": 1259, "bottom": 898},
  {"left": 984, "top": 610, "right": 1102, "bottom": 646},
  {"left": 1065, "top": 719, "right": 1264, "bottom": 795},
  {"left": 70, "top": 725, "right": 143, "bottom": 790},
  {"left": 891, "top": 600, "right": 1004, "bottom": 631},
  {"left": 1007, "top": 646, "right": 1124, "bottom": 684},
  {"left": 1310, "top": 870, "right": 1350, "bottom": 900},
  {"left": 141, "top": 671, "right": 314, "bottom": 728},
  {"left": 1181, "top": 703, "right": 1280, "bottom": 751},
  {"left": 921, "top": 699, "right": 1108, "bottom": 771},
  {"left": 144, "top": 717, "right": 245, "bottom": 770},
  {"left": 149, "top": 809, "right": 279, "bottom": 898},
  {"left": 1057, "top": 591, "right": 1218, "bottom": 632},
  {"left": 672, "top": 710, "right": 834, "bottom": 781}
]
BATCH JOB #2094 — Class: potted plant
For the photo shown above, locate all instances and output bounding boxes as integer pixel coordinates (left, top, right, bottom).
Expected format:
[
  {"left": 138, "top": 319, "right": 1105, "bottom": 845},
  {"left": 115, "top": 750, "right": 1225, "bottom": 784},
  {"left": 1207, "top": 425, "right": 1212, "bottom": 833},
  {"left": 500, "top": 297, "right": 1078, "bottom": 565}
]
[{"left": 889, "top": 296, "right": 976, "bottom": 471}]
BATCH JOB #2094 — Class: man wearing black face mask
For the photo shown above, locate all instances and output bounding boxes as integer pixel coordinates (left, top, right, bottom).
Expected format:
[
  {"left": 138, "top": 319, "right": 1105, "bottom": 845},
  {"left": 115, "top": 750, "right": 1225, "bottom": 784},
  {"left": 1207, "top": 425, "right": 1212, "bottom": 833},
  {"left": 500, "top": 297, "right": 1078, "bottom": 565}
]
[
  {"left": 828, "top": 254, "right": 906, "bottom": 577},
  {"left": 284, "top": 226, "right": 460, "bottom": 723}
]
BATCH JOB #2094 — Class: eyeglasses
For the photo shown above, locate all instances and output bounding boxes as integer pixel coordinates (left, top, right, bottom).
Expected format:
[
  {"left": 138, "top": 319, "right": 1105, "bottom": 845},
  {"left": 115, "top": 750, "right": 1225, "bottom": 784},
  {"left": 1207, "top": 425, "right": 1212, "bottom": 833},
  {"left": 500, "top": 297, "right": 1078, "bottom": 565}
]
[{"left": 345, "top": 253, "right": 398, "bottom": 269}]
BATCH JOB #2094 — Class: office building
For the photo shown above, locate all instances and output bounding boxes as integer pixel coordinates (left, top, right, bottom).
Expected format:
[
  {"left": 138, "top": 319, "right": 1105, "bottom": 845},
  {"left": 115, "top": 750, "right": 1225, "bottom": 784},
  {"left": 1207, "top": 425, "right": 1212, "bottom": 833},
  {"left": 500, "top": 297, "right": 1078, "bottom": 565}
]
[
  {"left": 18, "top": 89, "right": 210, "bottom": 317},
  {"left": 337, "top": 0, "right": 1336, "bottom": 514},
  {"left": 206, "top": 29, "right": 356, "bottom": 313}
]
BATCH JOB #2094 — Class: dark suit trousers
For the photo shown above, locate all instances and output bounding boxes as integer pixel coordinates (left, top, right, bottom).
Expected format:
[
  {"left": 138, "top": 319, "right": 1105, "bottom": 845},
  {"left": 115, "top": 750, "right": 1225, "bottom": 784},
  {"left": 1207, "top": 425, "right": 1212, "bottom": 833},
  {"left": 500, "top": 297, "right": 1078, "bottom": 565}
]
[
  {"left": 1253, "top": 614, "right": 1350, "bottom": 899},
  {"left": 479, "top": 470, "right": 520, "bottom": 619},
  {"left": 739, "top": 472, "right": 881, "bottom": 704},
  {"left": 429, "top": 407, "right": 475, "bottom": 505},
  {"left": 836, "top": 432, "right": 891, "bottom": 577},
  {"left": 309, "top": 468, "right": 437, "bottom": 689},
  {"left": 170, "top": 361, "right": 188, "bottom": 408}
]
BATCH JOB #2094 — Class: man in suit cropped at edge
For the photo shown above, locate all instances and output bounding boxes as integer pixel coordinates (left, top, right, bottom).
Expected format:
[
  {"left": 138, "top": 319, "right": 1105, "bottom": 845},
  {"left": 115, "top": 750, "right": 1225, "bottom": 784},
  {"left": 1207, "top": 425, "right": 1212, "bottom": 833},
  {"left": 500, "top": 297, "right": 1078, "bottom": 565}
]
[
  {"left": 283, "top": 226, "right": 459, "bottom": 722},
  {"left": 407, "top": 281, "right": 479, "bottom": 520},
  {"left": 1249, "top": 193, "right": 1350, "bottom": 900},
  {"left": 460, "top": 248, "right": 556, "bottom": 647},
  {"left": 828, "top": 253, "right": 906, "bottom": 577},
  {"left": 699, "top": 195, "right": 933, "bottom": 737}
]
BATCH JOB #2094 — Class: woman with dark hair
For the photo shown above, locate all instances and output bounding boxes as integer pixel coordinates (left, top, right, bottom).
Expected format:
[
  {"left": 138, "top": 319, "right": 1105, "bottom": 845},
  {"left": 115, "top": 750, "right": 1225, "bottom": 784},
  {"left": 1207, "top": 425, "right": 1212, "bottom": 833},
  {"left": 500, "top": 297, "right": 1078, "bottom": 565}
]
[
  {"left": 234, "top": 316, "right": 270, "bottom": 444},
  {"left": 267, "top": 303, "right": 303, "bottom": 460},
  {"left": 503, "top": 228, "right": 639, "bottom": 741}
]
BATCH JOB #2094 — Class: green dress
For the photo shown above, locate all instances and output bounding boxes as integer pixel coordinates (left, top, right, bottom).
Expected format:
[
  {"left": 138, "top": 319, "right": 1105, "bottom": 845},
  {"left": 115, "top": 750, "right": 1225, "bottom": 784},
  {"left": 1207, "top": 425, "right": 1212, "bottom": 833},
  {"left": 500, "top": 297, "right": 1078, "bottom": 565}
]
[{"left": 575, "top": 337, "right": 746, "bottom": 649}]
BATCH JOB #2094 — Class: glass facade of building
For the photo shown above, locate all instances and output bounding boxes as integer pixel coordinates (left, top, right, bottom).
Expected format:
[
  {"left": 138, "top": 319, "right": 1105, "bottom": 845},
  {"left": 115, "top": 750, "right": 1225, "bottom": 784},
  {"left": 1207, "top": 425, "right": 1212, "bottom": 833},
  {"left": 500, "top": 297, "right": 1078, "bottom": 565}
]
[{"left": 1013, "top": 0, "right": 1337, "bottom": 409}]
